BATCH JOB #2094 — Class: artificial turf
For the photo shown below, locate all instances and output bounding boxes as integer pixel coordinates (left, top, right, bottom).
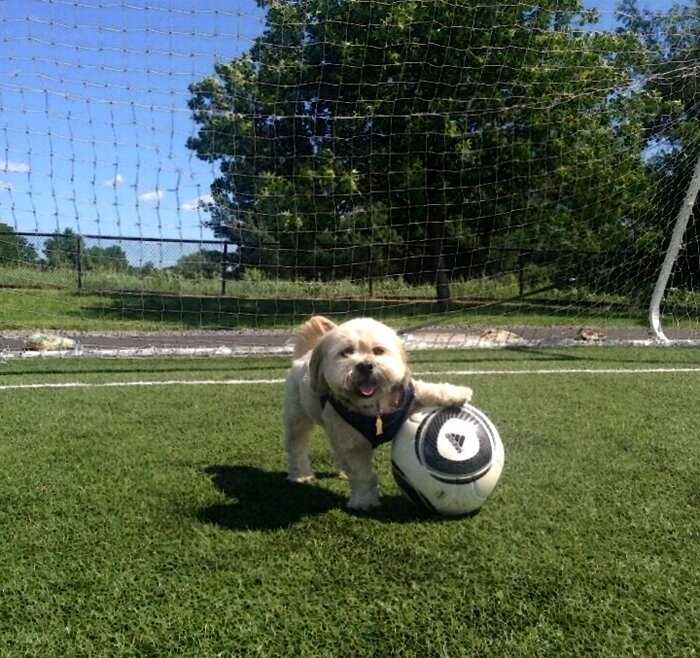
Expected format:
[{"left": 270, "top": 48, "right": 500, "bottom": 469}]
[{"left": 0, "top": 350, "right": 698, "bottom": 657}]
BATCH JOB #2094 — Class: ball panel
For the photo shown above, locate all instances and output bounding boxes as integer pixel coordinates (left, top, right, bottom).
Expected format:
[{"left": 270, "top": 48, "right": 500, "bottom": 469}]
[
  {"left": 391, "top": 461, "right": 438, "bottom": 514},
  {"left": 425, "top": 463, "right": 494, "bottom": 485}
]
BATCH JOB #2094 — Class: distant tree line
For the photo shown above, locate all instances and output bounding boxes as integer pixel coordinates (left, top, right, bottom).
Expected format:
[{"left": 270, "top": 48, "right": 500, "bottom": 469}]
[
  {"left": 0, "top": 225, "right": 228, "bottom": 279},
  {"left": 0, "top": 226, "right": 132, "bottom": 271}
]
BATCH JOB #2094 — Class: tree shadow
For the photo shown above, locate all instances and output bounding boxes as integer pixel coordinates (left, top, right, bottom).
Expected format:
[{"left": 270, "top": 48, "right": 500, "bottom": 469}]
[
  {"left": 72, "top": 289, "right": 644, "bottom": 330},
  {"left": 198, "top": 464, "right": 448, "bottom": 530},
  {"left": 72, "top": 292, "right": 444, "bottom": 330}
]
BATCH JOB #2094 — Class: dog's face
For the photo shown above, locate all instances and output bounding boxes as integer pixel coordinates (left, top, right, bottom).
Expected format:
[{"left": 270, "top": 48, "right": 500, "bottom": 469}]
[{"left": 310, "top": 318, "right": 409, "bottom": 414}]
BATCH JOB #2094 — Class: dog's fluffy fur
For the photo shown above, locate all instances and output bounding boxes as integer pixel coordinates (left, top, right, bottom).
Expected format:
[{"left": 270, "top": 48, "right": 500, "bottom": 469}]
[{"left": 284, "top": 316, "right": 473, "bottom": 510}]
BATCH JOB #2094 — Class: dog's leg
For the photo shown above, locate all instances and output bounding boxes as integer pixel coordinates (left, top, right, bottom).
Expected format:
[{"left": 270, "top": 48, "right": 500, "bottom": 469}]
[
  {"left": 413, "top": 379, "right": 473, "bottom": 408},
  {"left": 329, "top": 437, "right": 380, "bottom": 510},
  {"left": 333, "top": 453, "right": 350, "bottom": 480},
  {"left": 284, "top": 413, "right": 316, "bottom": 483}
]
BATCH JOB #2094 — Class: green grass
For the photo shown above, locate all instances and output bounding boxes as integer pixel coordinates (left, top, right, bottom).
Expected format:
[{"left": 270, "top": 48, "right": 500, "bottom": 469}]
[
  {"left": 1, "top": 264, "right": 559, "bottom": 299},
  {"left": 0, "top": 286, "right": 657, "bottom": 332},
  {"left": 1, "top": 349, "right": 699, "bottom": 657},
  {"left": 4, "top": 262, "right": 699, "bottom": 334},
  {"left": 3, "top": 264, "right": 698, "bottom": 333},
  {"left": 0, "top": 263, "right": 658, "bottom": 332}
]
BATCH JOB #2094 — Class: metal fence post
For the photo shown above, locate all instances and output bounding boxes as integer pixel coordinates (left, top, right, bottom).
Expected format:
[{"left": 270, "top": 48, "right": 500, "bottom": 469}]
[
  {"left": 75, "top": 234, "right": 83, "bottom": 291},
  {"left": 221, "top": 241, "right": 228, "bottom": 296},
  {"left": 518, "top": 250, "right": 525, "bottom": 298}
]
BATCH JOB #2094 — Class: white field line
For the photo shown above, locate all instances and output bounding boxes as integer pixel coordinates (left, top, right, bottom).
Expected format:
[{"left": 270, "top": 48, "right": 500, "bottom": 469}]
[
  {"left": 0, "top": 378, "right": 284, "bottom": 391},
  {"left": 1, "top": 367, "right": 699, "bottom": 391},
  {"left": 418, "top": 367, "right": 700, "bottom": 376}
]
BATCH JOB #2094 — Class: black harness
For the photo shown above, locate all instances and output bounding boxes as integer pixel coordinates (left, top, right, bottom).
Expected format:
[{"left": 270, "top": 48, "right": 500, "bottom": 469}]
[{"left": 320, "top": 382, "right": 415, "bottom": 448}]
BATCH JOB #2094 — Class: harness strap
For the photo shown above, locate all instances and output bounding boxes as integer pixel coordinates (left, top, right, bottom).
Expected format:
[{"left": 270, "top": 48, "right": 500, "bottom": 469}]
[{"left": 320, "top": 382, "right": 415, "bottom": 448}]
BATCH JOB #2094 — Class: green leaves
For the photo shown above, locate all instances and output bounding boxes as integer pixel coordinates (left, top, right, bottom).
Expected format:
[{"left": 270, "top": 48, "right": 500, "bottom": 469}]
[
  {"left": 185, "top": 0, "right": 680, "bottom": 297},
  {"left": 0, "top": 224, "right": 38, "bottom": 266}
]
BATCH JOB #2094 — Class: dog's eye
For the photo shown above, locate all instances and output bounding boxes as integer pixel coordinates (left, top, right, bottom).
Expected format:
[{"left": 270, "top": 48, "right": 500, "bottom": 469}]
[
  {"left": 372, "top": 346, "right": 386, "bottom": 356},
  {"left": 339, "top": 346, "right": 355, "bottom": 358}
]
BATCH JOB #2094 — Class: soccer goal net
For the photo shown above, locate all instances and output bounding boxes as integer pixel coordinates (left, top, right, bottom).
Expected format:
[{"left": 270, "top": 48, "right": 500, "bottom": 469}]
[{"left": 0, "top": 0, "right": 698, "bottom": 354}]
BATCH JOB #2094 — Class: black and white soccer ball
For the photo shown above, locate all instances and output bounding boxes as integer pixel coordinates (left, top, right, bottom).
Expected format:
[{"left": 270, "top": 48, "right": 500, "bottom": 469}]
[{"left": 391, "top": 403, "right": 505, "bottom": 516}]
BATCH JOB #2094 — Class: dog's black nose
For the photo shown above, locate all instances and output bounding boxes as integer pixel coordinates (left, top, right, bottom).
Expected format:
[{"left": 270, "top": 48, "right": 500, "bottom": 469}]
[{"left": 355, "top": 361, "right": 374, "bottom": 375}]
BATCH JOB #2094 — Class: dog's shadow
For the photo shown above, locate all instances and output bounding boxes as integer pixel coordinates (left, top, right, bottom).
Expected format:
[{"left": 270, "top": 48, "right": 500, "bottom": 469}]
[{"left": 198, "top": 465, "right": 439, "bottom": 530}]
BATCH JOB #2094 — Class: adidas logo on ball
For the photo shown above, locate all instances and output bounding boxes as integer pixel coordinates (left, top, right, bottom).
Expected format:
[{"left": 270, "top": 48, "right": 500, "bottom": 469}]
[{"left": 446, "top": 433, "right": 465, "bottom": 451}]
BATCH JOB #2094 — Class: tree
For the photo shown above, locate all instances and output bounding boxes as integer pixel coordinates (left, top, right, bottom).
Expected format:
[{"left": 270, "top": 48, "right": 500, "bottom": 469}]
[
  {"left": 188, "top": 0, "right": 659, "bottom": 305},
  {"left": 83, "top": 245, "right": 129, "bottom": 271},
  {"left": 0, "top": 223, "right": 38, "bottom": 265},
  {"left": 174, "top": 250, "right": 223, "bottom": 279},
  {"left": 44, "top": 229, "right": 83, "bottom": 269},
  {"left": 617, "top": 1, "right": 699, "bottom": 293},
  {"left": 139, "top": 261, "right": 157, "bottom": 276}
]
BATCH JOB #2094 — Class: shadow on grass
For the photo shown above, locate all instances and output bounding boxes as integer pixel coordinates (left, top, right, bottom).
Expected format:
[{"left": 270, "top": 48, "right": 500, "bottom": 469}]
[
  {"left": 198, "top": 465, "right": 345, "bottom": 530},
  {"left": 0, "top": 361, "right": 291, "bottom": 379},
  {"left": 75, "top": 292, "right": 444, "bottom": 329},
  {"left": 198, "top": 464, "right": 445, "bottom": 529},
  {"left": 73, "top": 290, "right": 644, "bottom": 331}
]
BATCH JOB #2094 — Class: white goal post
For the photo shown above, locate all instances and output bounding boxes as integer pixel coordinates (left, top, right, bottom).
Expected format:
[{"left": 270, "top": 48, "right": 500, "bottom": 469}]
[{"left": 649, "top": 154, "right": 700, "bottom": 342}]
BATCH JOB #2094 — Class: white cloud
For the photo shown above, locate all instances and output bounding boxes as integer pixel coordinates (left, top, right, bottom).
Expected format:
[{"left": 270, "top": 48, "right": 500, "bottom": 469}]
[
  {"left": 0, "top": 160, "right": 30, "bottom": 173},
  {"left": 0, "top": 180, "right": 14, "bottom": 191},
  {"left": 102, "top": 173, "right": 124, "bottom": 188},
  {"left": 139, "top": 188, "right": 164, "bottom": 202},
  {"left": 181, "top": 193, "right": 214, "bottom": 212}
]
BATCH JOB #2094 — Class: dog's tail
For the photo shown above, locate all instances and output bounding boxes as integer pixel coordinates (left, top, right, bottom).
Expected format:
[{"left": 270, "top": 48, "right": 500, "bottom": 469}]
[{"left": 293, "top": 315, "right": 336, "bottom": 359}]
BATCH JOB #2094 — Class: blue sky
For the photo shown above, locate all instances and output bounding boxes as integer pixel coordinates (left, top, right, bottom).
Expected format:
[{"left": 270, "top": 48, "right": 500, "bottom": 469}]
[
  {"left": 1, "top": 0, "right": 265, "bottom": 246},
  {"left": 0, "top": 0, "right": 684, "bottom": 249}
]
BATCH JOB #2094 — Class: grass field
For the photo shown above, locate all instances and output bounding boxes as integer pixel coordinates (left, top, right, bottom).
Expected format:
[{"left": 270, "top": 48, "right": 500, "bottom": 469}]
[
  {"left": 1, "top": 347, "right": 699, "bottom": 657},
  {"left": 0, "top": 263, "right": 672, "bottom": 332},
  {"left": 0, "top": 264, "right": 576, "bottom": 300},
  {"left": 0, "top": 286, "right": 659, "bottom": 333}
]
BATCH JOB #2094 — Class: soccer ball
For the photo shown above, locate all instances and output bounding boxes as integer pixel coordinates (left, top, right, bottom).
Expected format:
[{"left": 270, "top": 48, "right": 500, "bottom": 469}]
[{"left": 391, "top": 403, "right": 505, "bottom": 516}]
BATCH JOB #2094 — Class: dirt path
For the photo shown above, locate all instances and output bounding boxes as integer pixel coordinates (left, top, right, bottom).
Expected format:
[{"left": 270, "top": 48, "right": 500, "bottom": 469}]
[{"left": 2, "top": 324, "right": 699, "bottom": 356}]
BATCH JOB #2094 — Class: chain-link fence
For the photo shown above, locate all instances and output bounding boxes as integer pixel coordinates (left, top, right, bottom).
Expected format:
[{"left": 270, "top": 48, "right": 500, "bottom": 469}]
[
  {"left": 2, "top": 229, "right": 613, "bottom": 306},
  {"left": 2, "top": 229, "right": 699, "bottom": 348},
  {"left": 2, "top": 232, "right": 238, "bottom": 296}
]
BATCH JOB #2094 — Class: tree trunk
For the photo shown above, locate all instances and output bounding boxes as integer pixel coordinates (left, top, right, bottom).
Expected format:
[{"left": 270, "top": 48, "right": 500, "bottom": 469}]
[{"left": 425, "top": 153, "right": 451, "bottom": 312}]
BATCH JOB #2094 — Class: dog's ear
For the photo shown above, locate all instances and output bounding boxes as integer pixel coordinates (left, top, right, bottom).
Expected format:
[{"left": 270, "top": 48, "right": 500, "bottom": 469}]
[
  {"left": 294, "top": 315, "right": 337, "bottom": 359},
  {"left": 309, "top": 335, "right": 329, "bottom": 394}
]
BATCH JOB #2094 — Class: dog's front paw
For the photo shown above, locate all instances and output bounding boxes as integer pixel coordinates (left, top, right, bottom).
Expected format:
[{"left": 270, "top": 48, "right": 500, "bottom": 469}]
[
  {"left": 347, "top": 491, "right": 381, "bottom": 511},
  {"left": 447, "top": 384, "right": 473, "bottom": 405},
  {"left": 459, "top": 385, "right": 473, "bottom": 403},
  {"left": 287, "top": 473, "right": 316, "bottom": 484}
]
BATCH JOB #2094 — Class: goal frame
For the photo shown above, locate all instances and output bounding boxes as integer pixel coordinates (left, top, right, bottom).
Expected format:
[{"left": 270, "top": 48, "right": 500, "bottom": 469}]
[{"left": 648, "top": 154, "right": 700, "bottom": 342}]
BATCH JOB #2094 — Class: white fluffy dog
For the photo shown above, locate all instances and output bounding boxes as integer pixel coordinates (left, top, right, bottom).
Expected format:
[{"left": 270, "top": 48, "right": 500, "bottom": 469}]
[{"left": 284, "top": 316, "right": 473, "bottom": 510}]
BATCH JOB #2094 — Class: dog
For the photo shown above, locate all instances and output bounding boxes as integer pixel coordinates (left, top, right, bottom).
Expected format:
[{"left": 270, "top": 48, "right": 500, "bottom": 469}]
[{"left": 284, "top": 316, "right": 473, "bottom": 510}]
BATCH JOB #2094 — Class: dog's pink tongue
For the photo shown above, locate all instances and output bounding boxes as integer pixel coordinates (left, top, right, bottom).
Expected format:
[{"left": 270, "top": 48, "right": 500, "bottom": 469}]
[{"left": 359, "top": 384, "right": 377, "bottom": 397}]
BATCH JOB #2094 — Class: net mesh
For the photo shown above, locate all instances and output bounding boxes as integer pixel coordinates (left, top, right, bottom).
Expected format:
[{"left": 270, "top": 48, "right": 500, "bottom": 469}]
[{"left": 0, "top": 0, "right": 698, "bottom": 353}]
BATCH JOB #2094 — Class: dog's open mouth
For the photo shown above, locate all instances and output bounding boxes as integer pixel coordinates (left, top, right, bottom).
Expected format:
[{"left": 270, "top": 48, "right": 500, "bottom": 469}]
[{"left": 357, "top": 383, "right": 378, "bottom": 398}]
